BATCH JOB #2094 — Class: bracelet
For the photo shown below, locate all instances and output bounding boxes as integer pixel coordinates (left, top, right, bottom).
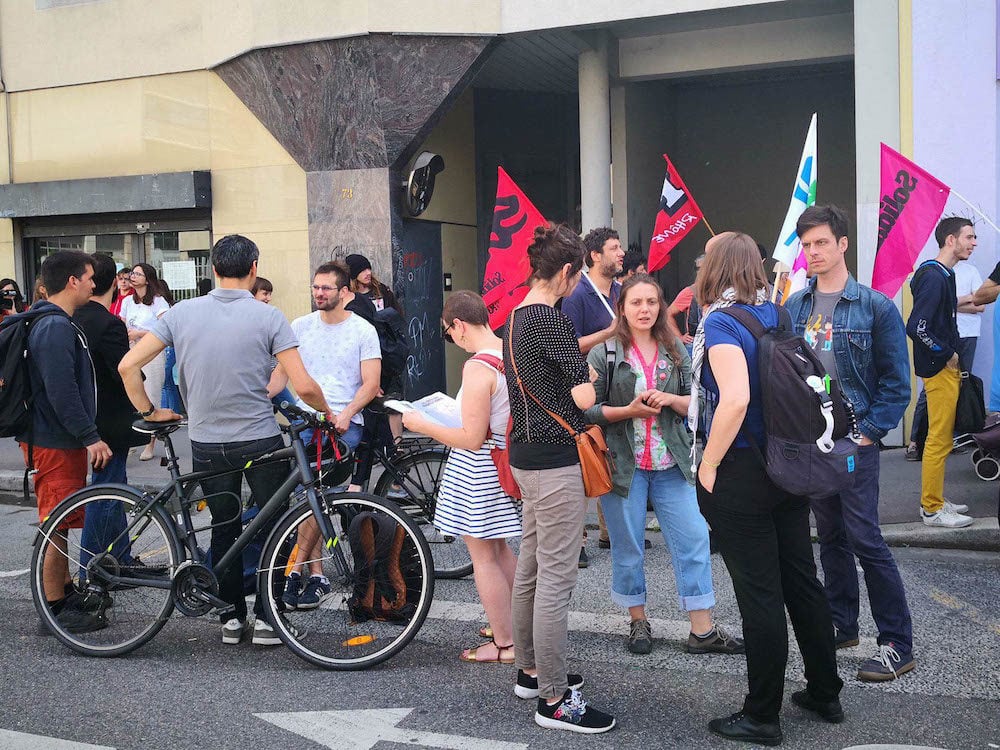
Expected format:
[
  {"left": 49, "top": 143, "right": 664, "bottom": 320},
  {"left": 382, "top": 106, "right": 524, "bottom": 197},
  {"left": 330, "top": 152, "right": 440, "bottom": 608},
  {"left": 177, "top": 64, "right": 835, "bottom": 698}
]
[
  {"left": 139, "top": 405, "right": 155, "bottom": 418},
  {"left": 702, "top": 457, "right": 721, "bottom": 468}
]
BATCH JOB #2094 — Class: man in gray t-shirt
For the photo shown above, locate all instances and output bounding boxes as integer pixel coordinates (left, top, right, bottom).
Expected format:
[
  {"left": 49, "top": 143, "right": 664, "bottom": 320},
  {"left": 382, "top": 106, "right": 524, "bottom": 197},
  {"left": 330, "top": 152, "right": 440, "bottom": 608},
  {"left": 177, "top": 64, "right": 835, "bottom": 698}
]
[
  {"left": 802, "top": 288, "right": 840, "bottom": 388},
  {"left": 119, "top": 234, "right": 330, "bottom": 646}
]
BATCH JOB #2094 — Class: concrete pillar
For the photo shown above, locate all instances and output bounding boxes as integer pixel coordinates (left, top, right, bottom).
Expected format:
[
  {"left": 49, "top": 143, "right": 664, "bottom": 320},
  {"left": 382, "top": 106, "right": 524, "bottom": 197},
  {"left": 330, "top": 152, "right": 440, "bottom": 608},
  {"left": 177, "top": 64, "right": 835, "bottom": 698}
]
[{"left": 579, "top": 36, "right": 612, "bottom": 232}]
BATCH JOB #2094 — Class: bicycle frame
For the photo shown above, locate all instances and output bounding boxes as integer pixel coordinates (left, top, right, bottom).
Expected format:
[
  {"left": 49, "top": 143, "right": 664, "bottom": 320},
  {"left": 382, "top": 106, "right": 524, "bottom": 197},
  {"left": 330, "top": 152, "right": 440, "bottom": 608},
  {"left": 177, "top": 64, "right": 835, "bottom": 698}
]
[{"left": 86, "top": 421, "right": 351, "bottom": 604}]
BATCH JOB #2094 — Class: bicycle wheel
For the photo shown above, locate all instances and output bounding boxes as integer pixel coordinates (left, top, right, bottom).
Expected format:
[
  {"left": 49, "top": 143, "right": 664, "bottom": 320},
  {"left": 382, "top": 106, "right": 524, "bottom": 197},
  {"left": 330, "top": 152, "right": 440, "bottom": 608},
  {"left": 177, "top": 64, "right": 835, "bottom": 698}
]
[
  {"left": 31, "top": 486, "right": 181, "bottom": 657},
  {"left": 258, "top": 491, "right": 434, "bottom": 670},
  {"left": 374, "top": 449, "right": 473, "bottom": 579}
]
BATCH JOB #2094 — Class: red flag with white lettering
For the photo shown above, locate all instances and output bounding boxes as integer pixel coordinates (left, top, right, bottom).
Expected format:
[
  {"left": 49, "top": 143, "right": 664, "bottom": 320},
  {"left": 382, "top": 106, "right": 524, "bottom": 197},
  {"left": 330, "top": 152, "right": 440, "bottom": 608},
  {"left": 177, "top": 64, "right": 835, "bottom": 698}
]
[
  {"left": 647, "top": 154, "right": 704, "bottom": 273},
  {"left": 482, "top": 167, "right": 548, "bottom": 330}
]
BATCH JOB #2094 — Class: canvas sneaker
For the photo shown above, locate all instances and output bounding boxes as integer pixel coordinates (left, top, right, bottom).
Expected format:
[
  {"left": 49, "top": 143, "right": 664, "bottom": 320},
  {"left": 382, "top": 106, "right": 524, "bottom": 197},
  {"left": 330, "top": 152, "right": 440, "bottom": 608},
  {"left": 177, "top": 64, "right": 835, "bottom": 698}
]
[
  {"left": 221, "top": 618, "right": 248, "bottom": 645},
  {"left": 921, "top": 509, "right": 974, "bottom": 528},
  {"left": 943, "top": 499, "right": 969, "bottom": 514},
  {"left": 297, "top": 575, "right": 332, "bottom": 610},
  {"left": 686, "top": 624, "right": 745, "bottom": 655},
  {"left": 514, "top": 670, "right": 584, "bottom": 699},
  {"left": 534, "top": 689, "right": 616, "bottom": 734},
  {"left": 627, "top": 619, "right": 653, "bottom": 655},
  {"left": 252, "top": 618, "right": 303, "bottom": 646},
  {"left": 857, "top": 643, "right": 915, "bottom": 682}
]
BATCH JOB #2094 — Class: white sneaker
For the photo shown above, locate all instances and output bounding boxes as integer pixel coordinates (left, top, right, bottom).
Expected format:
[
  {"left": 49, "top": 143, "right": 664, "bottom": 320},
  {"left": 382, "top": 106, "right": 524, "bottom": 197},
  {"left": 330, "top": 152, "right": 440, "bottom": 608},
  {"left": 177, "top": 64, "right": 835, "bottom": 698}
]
[
  {"left": 221, "top": 618, "right": 247, "bottom": 645},
  {"left": 921, "top": 509, "right": 974, "bottom": 528},
  {"left": 252, "top": 619, "right": 281, "bottom": 646},
  {"left": 943, "top": 499, "right": 969, "bottom": 514}
]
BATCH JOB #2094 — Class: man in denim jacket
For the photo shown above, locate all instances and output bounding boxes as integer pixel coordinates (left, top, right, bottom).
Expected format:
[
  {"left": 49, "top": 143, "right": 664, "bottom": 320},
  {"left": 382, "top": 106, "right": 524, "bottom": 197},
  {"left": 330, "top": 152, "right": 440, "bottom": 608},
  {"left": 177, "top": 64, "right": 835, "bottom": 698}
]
[{"left": 785, "top": 205, "right": 915, "bottom": 684}]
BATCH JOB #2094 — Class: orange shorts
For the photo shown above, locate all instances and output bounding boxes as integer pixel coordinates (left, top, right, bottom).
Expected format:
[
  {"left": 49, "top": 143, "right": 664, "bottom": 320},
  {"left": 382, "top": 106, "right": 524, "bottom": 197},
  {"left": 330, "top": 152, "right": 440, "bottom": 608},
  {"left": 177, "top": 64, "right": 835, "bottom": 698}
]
[{"left": 21, "top": 443, "right": 88, "bottom": 527}]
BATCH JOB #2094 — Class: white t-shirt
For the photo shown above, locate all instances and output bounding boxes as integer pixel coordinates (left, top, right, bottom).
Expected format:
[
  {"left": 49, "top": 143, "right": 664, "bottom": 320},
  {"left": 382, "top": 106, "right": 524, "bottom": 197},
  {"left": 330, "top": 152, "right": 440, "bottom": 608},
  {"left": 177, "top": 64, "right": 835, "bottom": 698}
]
[
  {"left": 954, "top": 261, "right": 983, "bottom": 338},
  {"left": 120, "top": 294, "right": 169, "bottom": 331},
  {"left": 291, "top": 311, "right": 381, "bottom": 425}
]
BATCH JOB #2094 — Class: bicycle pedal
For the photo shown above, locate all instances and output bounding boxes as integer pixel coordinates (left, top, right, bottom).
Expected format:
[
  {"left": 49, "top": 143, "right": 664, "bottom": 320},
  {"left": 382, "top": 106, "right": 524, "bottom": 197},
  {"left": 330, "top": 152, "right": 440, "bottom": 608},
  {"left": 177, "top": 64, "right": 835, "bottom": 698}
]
[{"left": 160, "top": 457, "right": 169, "bottom": 467}]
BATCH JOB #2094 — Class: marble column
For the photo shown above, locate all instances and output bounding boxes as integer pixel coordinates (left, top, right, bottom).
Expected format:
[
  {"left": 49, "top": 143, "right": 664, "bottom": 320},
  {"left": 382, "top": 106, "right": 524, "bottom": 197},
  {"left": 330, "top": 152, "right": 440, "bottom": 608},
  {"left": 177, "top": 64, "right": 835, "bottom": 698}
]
[
  {"left": 579, "top": 36, "right": 613, "bottom": 233},
  {"left": 215, "top": 34, "right": 494, "bottom": 282}
]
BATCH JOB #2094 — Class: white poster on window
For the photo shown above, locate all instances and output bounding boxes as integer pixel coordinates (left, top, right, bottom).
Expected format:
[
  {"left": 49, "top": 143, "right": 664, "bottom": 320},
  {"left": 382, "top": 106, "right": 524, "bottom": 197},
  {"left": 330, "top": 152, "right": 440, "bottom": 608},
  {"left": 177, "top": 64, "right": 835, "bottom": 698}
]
[{"left": 161, "top": 260, "right": 197, "bottom": 290}]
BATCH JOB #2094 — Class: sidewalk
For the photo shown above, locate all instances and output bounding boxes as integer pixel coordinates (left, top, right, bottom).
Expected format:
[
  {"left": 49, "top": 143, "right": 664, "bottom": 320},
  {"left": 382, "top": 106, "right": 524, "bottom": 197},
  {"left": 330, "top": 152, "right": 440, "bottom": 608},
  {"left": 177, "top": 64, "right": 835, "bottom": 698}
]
[{"left": 1, "top": 432, "right": 997, "bottom": 550}]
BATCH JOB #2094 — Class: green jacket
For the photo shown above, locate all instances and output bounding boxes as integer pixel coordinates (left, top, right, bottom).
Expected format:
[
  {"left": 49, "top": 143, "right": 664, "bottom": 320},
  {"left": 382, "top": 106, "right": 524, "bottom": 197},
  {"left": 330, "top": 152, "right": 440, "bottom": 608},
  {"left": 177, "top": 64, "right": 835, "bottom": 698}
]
[{"left": 585, "top": 337, "right": 694, "bottom": 496}]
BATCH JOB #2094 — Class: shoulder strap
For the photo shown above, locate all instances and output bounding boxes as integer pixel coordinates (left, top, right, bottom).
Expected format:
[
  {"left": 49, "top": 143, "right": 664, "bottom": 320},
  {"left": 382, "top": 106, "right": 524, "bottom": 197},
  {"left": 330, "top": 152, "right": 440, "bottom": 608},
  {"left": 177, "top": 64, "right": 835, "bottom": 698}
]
[
  {"left": 605, "top": 341, "right": 616, "bottom": 402},
  {"left": 506, "top": 309, "right": 578, "bottom": 439},
  {"left": 715, "top": 305, "right": 788, "bottom": 340},
  {"left": 469, "top": 352, "right": 504, "bottom": 373}
]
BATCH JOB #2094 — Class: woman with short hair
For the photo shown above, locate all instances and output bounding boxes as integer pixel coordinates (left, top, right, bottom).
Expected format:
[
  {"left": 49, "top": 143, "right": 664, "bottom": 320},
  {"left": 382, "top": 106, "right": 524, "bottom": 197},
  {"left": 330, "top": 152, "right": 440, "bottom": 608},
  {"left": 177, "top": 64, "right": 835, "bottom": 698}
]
[{"left": 692, "top": 231, "right": 843, "bottom": 746}]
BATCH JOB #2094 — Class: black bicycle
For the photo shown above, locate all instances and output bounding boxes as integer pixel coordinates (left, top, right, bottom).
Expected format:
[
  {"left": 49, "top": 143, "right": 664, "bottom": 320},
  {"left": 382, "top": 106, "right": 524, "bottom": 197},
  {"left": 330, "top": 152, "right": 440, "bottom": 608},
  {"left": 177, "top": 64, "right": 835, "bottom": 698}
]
[
  {"left": 30, "top": 405, "right": 434, "bottom": 670},
  {"left": 355, "top": 407, "right": 472, "bottom": 579}
]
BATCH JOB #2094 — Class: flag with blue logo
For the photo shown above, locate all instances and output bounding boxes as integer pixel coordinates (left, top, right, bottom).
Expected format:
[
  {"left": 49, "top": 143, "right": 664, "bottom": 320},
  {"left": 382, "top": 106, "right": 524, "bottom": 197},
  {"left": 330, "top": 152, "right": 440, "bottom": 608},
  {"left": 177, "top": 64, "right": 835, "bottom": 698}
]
[{"left": 772, "top": 114, "right": 817, "bottom": 275}]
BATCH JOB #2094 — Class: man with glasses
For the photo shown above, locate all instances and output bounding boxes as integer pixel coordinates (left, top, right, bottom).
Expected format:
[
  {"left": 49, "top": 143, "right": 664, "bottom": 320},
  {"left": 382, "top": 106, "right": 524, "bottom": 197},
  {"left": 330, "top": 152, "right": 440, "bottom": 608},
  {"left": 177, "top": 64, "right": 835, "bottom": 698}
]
[{"left": 269, "top": 260, "right": 381, "bottom": 609}]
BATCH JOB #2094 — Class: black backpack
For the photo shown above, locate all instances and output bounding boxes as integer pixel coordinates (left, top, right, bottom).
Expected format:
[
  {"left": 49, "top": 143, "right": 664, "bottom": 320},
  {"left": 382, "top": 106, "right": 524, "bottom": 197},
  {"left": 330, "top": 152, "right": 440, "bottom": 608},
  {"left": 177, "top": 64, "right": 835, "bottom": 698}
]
[
  {"left": 716, "top": 306, "right": 858, "bottom": 501},
  {"left": 0, "top": 308, "right": 60, "bottom": 438},
  {"left": 346, "top": 510, "right": 421, "bottom": 623},
  {"left": 371, "top": 308, "right": 410, "bottom": 389}
]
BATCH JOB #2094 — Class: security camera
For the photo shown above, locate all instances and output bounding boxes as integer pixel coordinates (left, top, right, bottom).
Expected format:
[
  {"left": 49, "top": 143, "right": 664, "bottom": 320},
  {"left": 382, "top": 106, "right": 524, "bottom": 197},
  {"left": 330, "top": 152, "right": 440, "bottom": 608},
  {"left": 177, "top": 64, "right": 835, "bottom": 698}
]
[{"left": 402, "top": 152, "right": 445, "bottom": 217}]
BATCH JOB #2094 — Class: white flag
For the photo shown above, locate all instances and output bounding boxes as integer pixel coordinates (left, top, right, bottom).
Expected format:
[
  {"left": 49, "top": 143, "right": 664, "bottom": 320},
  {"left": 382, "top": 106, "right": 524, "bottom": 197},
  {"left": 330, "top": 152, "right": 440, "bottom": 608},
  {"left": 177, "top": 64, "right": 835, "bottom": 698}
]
[{"left": 772, "top": 114, "right": 817, "bottom": 269}]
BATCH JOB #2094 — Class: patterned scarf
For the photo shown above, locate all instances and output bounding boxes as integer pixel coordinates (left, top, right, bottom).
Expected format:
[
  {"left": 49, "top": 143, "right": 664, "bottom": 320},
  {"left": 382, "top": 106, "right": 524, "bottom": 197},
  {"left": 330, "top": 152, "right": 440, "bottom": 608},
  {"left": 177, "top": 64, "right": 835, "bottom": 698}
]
[{"left": 687, "top": 286, "right": 769, "bottom": 472}]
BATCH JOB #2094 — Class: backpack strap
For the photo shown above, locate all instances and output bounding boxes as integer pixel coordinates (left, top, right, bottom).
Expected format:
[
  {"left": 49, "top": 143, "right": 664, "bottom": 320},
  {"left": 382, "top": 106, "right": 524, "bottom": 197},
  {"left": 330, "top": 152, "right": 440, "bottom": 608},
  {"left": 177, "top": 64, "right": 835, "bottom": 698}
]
[
  {"left": 715, "top": 304, "right": 789, "bottom": 340},
  {"left": 605, "top": 341, "right": 616, "bottom": 402},
  {"left": 469, "top": 352, "right": 504, "bottom": 373}
]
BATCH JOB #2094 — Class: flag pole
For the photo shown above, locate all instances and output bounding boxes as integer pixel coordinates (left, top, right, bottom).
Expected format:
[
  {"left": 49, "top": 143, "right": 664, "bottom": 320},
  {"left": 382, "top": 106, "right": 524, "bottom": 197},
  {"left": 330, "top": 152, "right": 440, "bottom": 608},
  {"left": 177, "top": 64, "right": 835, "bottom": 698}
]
[
  {"left": 702, "top": 216, "right": 717, "bottom": 237},
  {"left": 949, "top": 188, "right": 1000, "bottom": 235}
]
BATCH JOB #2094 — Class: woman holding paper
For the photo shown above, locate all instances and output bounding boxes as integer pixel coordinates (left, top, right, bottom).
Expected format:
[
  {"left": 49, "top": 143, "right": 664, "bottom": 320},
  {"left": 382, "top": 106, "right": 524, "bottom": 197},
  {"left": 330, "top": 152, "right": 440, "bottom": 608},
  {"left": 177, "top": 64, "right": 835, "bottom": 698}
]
[{"left": 401, "top": 290, "right": 521, "bottom": 665}]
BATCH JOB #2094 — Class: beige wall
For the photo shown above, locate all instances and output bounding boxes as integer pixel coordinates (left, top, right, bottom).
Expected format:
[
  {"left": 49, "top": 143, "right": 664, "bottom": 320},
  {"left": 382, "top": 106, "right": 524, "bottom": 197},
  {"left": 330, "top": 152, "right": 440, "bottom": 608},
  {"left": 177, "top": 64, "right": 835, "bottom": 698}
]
[
  {"left": 4, "top": 70, "right": 312, "bottom": 321},
  {"left": 408, "top": 90, "right": 478, "bottom": 395}
]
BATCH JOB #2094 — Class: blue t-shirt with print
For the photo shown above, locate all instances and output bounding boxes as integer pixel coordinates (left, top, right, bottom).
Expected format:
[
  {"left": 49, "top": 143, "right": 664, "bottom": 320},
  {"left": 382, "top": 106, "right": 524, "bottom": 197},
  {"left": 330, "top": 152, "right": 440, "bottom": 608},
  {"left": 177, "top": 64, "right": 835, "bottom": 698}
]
[{"left": 700, "top": 302, "right": 779, "bottom": 448}]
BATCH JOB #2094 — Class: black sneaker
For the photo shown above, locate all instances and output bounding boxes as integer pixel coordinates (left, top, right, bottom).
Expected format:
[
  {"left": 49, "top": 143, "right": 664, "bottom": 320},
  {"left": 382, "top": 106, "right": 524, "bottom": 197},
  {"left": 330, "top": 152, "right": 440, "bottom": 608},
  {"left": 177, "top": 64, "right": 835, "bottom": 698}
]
[
  {"left": 627, "top": 618, "right": 653, "bottom": 654},
  {"left": 597, "top": 538, "right": 611, "bottom": 549},
  {"left": 857, "top": 643, "right": 915, "bottom": 682},
  {"left": 904, "top": 444, "right": 922, "bottom": 461},
  {"left": 578, "top": 548, "right": 589, "bottom": 568},
  {"left": 55, "top": 605, "right": 109, "bottom": 634},
  {"left": 708, "top": 711, "right": 782, "bottom": 746},
  {"left": 686, "top": 624, "right": 745, "bottom": 655},
  {"left": 835, "top": 630, "right": 860, "bottom": 649},
  {"left": 535, "top": 689, "right": 616, "bottom": 734},
  {"left": 282, "top": 573, "right": 303, "bottom": 610},
  {"left": 297, "top": 575, "right": 332, "bottom": 610},
  {"left": 791, "top": 689, "right": 845, "bottom": 723},
  {"left": 514, "top": 669, "right": 584, "bottom": 699}
]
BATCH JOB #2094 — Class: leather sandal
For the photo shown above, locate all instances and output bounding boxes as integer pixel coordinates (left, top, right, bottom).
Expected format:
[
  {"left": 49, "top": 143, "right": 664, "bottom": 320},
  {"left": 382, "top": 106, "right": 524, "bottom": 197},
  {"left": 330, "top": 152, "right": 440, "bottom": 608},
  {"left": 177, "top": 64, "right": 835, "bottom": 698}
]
[
  {"left": 459, "top": 639, "right": 515, "bottom": 664},
  {"left": 479, "top": 625, "right": 493, "bottom": 639}
]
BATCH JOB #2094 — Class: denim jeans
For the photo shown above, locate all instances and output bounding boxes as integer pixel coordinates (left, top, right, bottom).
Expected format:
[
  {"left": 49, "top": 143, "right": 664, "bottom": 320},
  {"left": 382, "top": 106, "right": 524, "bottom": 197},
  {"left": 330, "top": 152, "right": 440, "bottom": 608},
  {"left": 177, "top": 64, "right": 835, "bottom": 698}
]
[
  {"left": 161, "top": 346, "right": 183, "bottom": 413},
  {"left": 301, "top": 421, "right": 364, "bottom": 453},
  {"left": 811, "top": 443, "right": 912, "bottom": 655},
  {"left": 191, "top": 434, "right": 289, "bottom": 623},
  {"left": 697, "top": 449, "right": 842, "bottom": 723},
  {"left": 601, "top": 465, "right": 714, "bottom": 611},
  {"left": 270, "top": 387, "right": 296, "bottom": 420},
  {"left": 81, "top": 451, "right": 131, "bottom": 572}
]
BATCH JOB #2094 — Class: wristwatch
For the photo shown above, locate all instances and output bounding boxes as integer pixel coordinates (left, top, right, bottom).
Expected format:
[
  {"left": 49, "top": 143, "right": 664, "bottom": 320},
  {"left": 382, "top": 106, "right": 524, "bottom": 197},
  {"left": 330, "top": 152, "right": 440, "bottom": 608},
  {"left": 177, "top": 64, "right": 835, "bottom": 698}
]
[{"left": 139, "top": 405, "right": 155, "bottom": 418}]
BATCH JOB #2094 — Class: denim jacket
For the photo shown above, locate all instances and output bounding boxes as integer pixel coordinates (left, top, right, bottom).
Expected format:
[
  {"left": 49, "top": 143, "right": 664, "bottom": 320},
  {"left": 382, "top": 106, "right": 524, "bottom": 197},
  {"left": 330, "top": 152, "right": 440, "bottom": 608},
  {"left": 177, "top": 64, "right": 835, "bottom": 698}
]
[
  {"left": 785, "top": 274, "right": 910, "bottom": 441},
  {"left": 585, "top": 337, "right": 694, "bottom": 497}
]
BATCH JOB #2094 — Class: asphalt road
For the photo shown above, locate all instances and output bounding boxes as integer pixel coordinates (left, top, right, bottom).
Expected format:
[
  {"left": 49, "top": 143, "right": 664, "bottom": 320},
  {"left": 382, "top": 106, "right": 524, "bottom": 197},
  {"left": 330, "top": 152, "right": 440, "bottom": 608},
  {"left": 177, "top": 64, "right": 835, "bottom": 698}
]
[{"left": 0, "top": 500, "right": 997, "bottom": 750}]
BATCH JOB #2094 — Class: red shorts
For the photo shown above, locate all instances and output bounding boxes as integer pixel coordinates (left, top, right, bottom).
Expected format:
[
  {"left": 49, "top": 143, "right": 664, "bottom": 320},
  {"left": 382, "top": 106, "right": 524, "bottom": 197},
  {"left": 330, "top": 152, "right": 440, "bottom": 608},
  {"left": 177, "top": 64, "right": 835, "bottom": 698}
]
[{"left": 21, "top": 443, "right": 88, "bottom": 527}]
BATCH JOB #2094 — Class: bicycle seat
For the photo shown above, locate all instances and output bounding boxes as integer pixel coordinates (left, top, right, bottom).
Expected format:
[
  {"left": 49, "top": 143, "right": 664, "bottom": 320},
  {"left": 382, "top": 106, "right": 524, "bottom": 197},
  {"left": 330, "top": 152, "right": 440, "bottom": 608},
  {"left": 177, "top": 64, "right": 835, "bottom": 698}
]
[{"left": 131, "top": 418, "right": 187, "bottom": 436}]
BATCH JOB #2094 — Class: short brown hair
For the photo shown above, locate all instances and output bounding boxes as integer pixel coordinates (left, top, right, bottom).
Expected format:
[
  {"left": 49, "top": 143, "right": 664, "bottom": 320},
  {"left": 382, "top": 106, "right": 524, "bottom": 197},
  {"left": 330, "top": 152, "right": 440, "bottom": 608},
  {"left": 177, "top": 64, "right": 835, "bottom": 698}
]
[
  {"left": 442, "top": 290, "right": 489, "bottom": 327},
  {"left": 527, "top": 222, "right": 585, "bottom": 283},
  {"left": 314, "top": 261, "right": 350, "bottom": 290},
  {"left": 694, "top": 232, "right": 768, "bottom": 306}
]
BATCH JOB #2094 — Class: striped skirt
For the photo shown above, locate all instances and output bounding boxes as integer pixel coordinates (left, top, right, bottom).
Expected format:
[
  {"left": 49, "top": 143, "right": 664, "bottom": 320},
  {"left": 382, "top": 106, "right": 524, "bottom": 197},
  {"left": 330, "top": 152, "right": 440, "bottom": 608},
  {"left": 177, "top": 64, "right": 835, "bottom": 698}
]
[{"left": 434, "top": 445, "right": 521, "bottom": 539}]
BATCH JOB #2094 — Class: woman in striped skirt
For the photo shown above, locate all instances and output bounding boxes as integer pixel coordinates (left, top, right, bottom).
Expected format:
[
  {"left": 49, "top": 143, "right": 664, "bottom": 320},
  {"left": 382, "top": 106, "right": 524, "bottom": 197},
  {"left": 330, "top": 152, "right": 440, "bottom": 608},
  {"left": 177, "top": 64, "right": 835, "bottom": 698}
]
[{"left": 402, "top": 291, "right": 521, "bottom": 663}]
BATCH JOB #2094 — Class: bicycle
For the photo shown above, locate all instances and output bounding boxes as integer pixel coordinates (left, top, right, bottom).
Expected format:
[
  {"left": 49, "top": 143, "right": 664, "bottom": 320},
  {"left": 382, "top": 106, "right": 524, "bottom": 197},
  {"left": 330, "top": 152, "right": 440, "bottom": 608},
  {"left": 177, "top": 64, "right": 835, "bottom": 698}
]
[
  {"left": 30, "top": 405, "right": 434, "bottom": 670},
  {"left": 354, "top": 405, "right": 472, "bottom": 579}
]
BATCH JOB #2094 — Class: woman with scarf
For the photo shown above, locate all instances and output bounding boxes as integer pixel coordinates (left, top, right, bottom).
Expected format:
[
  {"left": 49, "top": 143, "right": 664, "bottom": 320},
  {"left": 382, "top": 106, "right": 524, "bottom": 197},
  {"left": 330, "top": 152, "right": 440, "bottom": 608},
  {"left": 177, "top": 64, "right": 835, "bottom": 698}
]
[
  {"left": 690, "top": 232, "right": 842, "bottom": 747},
  {"left": 586, "top": 274, "right": 743, "bottom": 658}
]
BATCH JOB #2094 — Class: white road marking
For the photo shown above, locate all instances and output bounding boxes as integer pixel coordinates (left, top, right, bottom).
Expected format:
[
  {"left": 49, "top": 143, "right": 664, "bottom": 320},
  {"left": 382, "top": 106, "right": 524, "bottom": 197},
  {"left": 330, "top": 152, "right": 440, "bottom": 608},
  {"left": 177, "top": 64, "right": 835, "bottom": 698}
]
[
  {"left": 0, "top": 729, "right": 114, "bottom": 749},
  {"left": 256, "top": 708, "right": 528, "bottom": 750},
  {"left": 0, "top": 568, "right": 28, "bottom": 578}
]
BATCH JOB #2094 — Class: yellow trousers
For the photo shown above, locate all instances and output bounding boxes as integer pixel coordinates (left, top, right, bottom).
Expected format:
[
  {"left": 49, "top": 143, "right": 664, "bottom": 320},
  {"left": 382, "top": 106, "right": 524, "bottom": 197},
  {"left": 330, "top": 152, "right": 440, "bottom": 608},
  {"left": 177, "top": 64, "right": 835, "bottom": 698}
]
[{"left": 920, "top": 366, "right": 960, "bottom": 514}]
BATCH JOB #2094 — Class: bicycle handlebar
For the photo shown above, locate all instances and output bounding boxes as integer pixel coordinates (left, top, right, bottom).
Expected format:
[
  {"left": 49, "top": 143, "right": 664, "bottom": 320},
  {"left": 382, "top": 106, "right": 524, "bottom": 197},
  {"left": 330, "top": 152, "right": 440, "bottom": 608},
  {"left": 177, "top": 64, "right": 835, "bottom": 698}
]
[{"left": 280, "top": 401, "right": 334, "bottom": 431}]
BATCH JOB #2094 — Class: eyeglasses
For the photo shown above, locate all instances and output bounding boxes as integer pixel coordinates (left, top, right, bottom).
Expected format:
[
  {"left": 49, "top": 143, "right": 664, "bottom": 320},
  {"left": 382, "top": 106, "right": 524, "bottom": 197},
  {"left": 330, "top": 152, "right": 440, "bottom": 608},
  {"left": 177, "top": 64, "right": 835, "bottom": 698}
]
[
  {"left": 311, "top": 284, "right": 343, "bottom": 293},
  {"left": 129, "top": 271, "right": 145, "bottom": 278}
]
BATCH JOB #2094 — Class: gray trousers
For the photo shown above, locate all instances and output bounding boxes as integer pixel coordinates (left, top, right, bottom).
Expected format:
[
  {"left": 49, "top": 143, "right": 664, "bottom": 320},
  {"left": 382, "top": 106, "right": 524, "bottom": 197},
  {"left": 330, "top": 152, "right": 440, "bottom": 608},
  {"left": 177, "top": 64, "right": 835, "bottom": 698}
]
[{"left": 511, "top": 464, "right": 587, "bottom": 700}]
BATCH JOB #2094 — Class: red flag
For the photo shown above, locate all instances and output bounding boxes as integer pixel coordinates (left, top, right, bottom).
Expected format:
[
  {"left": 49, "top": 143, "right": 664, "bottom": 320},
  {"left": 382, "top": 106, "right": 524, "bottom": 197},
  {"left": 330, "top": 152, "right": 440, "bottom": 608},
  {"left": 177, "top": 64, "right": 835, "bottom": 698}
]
[
  {"left": 647, "top": 154, "right": 704, "bottom": 273},
  {"left": 482, "top": 167, "right": 547, "bottom": 330},
  {"left": 871, "top": 144, "right": 950, "bottom": 297}
]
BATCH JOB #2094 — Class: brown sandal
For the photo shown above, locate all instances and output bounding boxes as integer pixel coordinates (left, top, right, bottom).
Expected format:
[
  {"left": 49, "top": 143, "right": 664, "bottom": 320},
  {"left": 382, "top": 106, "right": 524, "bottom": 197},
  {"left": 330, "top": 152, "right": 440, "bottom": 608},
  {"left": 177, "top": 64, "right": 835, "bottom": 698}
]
[{"left": 459, "top": 639, "right": 515, "bottom": 664}]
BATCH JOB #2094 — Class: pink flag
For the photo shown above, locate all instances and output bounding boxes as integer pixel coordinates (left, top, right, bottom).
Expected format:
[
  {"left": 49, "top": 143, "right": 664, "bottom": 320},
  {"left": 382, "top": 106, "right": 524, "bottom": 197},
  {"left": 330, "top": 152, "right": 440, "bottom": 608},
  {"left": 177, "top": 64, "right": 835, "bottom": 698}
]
[
  {"left": 871, "top": 144, "right": 950, "bottom": 297},
  {"left": 647, "top": 154, "right": 704, "bottom": 273}
]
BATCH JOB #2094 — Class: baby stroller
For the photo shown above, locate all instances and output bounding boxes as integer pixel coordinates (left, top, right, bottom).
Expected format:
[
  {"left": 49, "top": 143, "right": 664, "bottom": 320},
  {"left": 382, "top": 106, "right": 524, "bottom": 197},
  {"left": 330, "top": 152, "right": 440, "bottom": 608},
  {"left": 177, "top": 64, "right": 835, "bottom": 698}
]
[{"left": 966, "top": 412, "right": 1000, "bottom": 481}]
